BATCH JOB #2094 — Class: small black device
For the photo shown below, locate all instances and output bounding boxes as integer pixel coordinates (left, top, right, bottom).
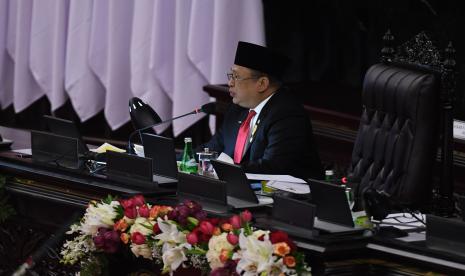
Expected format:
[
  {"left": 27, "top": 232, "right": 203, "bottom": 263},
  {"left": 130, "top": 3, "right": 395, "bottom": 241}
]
[{"left": 376, "top": 226, "right": 408, "bottom": 239}]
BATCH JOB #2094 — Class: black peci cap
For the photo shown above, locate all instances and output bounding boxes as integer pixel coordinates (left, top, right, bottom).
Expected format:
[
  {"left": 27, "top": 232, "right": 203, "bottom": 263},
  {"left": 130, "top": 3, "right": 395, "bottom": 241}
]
[{"left": 234, "top": 41, "right": 290, "bottom": 80}]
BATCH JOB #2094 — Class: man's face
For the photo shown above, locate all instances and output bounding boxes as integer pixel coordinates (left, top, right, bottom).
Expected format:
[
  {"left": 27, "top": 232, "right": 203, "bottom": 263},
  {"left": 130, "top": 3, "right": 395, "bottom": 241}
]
[{"left": 228, "top": 65, "right": 261, "bottom": 109}]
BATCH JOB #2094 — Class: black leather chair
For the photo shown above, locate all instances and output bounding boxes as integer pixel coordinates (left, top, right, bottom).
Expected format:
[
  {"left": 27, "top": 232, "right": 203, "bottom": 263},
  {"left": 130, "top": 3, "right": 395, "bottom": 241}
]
[
  {"left": 349, "top": 63, "right": 438, "bottom": 208},
  {"left": 348, "top": 31, "right": 455, "bottom": 216}
]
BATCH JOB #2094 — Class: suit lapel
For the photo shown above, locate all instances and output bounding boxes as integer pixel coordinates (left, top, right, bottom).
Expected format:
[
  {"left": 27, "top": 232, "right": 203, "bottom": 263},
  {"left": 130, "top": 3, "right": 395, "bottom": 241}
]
[
  {"left": 231, "top": 108, "right": 249, "bottom": 147},
  {"left": 242, "top": 94, "right": 276, "bottom": 160}
]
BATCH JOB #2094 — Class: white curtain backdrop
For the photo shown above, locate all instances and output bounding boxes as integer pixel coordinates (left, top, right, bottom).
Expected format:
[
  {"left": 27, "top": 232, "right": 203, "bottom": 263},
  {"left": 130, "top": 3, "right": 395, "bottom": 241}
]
[{"left": 0, "top": 0, "right": 265, "bottom": 135}]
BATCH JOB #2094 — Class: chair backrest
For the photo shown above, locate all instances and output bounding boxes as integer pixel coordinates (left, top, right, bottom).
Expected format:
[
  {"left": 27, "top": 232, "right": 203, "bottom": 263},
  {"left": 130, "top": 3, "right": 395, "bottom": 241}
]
[
  {"left": 348, "top": 31, "right": 455, "bottom": 209},
  {"left": 349, "top": 63, "right": 438, "bottom": 207}
]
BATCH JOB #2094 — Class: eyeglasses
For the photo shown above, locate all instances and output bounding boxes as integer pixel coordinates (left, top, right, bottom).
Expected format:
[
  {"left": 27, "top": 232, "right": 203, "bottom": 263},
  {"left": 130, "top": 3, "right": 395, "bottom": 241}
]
[{"left": 226, "top": 72, "right": 259, "bottom": 82}]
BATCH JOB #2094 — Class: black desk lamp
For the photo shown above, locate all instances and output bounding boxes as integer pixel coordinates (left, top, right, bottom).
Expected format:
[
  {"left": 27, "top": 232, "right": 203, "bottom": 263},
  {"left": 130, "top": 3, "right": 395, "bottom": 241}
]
[{"left": 129, "top": 97, "right": 162, "bottom": 135}]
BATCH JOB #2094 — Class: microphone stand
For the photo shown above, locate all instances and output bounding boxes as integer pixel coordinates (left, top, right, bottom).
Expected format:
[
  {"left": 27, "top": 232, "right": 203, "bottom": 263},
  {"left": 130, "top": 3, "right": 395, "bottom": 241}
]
[{"left": 127, "top": 109, "right": 201, "bottom": 154}]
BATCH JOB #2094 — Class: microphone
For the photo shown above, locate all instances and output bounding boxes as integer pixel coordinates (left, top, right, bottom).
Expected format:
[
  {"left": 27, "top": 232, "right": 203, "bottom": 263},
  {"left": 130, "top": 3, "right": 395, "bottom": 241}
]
[{"left": 127, "top": 102, "right": 217, "bottom": 153}]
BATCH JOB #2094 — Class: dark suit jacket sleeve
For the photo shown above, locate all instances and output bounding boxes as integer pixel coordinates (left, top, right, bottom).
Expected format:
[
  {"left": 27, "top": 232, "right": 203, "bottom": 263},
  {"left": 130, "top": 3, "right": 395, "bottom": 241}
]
[
  {"left": 242, "top": 114, "right": 312, "bottom": 177},
  {"left": 196, "top": 123, "right": 225, "bottom": 154}
]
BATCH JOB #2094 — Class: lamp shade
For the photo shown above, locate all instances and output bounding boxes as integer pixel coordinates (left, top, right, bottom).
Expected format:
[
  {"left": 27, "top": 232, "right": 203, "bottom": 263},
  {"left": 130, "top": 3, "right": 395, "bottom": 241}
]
[{"left": 129, "top": 97, "right": 162, "bottom": 133}]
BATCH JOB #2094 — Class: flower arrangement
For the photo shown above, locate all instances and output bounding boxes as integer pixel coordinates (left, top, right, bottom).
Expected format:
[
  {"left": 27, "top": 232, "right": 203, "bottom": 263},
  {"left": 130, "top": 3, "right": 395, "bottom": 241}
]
[{"left": 61, "top": 195, "right": 311, "bottom": 275}]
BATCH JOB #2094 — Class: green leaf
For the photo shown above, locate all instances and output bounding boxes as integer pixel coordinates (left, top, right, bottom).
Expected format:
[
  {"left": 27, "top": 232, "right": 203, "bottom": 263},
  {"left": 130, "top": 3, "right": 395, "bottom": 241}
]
[
  {"left": 141, "top": 223, "right": 154, "bottom": 230},
  {"left": 102, "top": 194, "right": 117, "bottom": 204},
  {"left": 187, "top": 247, "right": 207, "bottom": 255}
]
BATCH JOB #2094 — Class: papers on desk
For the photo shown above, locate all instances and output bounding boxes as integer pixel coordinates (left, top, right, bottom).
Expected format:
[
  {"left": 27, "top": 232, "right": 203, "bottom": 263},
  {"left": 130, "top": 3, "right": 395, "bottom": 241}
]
[
  {"left": 215, "top": 152, "right": 309, "bottom": 194},
  {"left": 217, "top": 152, "right": 234, "bottom": 164},
  {"left": 90, "top": 142, "right": 126, "bottom": 153},
  {"left": 246, "top": 174, "right": 309, "bottom": 194},
  {"left": 379, "top": 213, "right": 426, "bottom": 230},
  {"left": 12, "top": 148, "right": 32, "bottom": 155},
  {"left": 246, "top": 173, "right": 307, "bottom": 183},
  {"left": 266, "top": 180, "right": 310, "bottom": 194}
]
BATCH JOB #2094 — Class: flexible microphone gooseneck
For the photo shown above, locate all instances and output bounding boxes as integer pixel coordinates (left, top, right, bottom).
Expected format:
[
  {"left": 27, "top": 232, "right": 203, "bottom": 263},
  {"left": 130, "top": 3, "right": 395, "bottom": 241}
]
[{"left": 127, "top": 102, "right": 217, "bottom": 154}]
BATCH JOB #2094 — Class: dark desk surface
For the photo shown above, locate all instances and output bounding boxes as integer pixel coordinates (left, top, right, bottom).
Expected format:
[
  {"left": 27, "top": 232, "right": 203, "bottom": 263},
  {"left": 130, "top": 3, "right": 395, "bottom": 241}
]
[
  {"left": 2, "top": 125, "right": 465, "bottom": 275},
  {"left": 0, "top": 126, "right": 175, "bottom": 207}
]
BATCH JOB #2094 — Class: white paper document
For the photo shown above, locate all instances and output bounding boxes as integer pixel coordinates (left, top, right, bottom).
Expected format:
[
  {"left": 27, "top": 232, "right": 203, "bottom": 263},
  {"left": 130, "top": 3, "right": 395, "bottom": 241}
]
[
  {"left": 245, "top": 173, "right": 307, "bottom": 183},
  {"left": 12, "top": 148, "right": 32, "bottom": 155},
  {"left": 266, "top": 180, "right": 310, "bottom": 194},
  {"left": 217, "top": 152, "right": 234, "bottom": 164},
  {"left": 379, "top": 213, "right": 426, "bottom": 230}
]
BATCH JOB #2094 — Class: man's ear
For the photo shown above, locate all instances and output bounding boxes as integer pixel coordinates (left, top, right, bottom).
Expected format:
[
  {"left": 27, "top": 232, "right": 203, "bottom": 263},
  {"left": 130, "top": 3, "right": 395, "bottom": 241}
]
[{"left": 257, "top": 76, "right": 270, "bottom": 93}]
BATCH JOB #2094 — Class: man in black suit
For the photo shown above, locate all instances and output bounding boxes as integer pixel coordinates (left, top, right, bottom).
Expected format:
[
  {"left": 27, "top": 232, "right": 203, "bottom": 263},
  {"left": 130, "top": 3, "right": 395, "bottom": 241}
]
[{"left": 200, "top": 41, "right": 323, "bottom": 179}]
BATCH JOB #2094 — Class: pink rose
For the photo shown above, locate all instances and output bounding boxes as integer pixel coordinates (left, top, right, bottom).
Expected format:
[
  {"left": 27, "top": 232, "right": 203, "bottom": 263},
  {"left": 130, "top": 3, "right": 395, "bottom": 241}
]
[
  {"left": 131, "top": 232, "right": 146, "bottom": 245},
  {"left": 227, "top": 233, "right": 238, "bottom": 245},
  {"left": 186, "top": 232, "right": 199, "bottom": 245},
  {"left": 230, "top": 215, "right": 241, "bottom": 229},
  {"left": 240, "top": 210, "right": 252, "bottom": 222}
]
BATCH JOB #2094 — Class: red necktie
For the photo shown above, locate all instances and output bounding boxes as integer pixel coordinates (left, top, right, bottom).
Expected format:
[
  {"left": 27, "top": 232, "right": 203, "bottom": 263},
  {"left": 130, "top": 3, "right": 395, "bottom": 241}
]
[{"left": 234, "top": 110, "right": 256, "bottom": 164}]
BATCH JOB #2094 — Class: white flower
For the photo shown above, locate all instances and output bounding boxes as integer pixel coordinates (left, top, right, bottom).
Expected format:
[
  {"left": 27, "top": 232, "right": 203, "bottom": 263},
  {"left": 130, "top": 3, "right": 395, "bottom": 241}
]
[
  {"left": 154, "top": 218, "right": 186, "bottom": 252},
  {"left": 66, "top": 223, "right": 81, "bottom": 235},
  {"left": 129, "top": 217, "right": 154, "bottom": 236},
  {"left": 206, "top": 233, "right": 235, "bottom": 269},
  {"left": 60, "top": 235, "right": 95, "bottom": 265},
  {"left": 233, "top": 231, "right": 275, "bottom": 275},
  {"left": 162, "top": 245, "right": 188, "bottom": 274},
  {"left": 252, "top": 229, "right": 269, "bottom": 239},
  {"left": 80, "top": 201, "right": 120, "bottom": 235},
  {"left": 131, "top": 243, "right": 153, "bottom": 260}
]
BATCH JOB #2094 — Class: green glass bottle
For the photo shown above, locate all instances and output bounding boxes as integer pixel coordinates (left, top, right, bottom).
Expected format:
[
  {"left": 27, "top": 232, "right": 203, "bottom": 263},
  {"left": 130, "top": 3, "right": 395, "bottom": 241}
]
[
  {"left": 181, "top": 137, "right": 198, "bottom": 173},
  {"left": 325, "top": 170, "right": 334, "bottom": 182}
]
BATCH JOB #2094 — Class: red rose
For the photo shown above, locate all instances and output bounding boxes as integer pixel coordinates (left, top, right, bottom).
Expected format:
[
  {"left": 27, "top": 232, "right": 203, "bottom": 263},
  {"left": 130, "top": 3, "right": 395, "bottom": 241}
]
[
  {"left": 200, "top": 232, "right": 212, "bottom": 243},
  {"left": 240, "top": 210, "right": 252, "bottom": 222},
  {"left": 270, "top": 231, "right": 296, "bottom": 251},
  {"left": 132, "top": 195, "right": 145, "bottom": 207},
  {"left": 199, "top": 221, "right": 214, "bottom": 235},
  {"left": 230, "top": 215, "right": 241, "bottom": 229},
  {"left": 270, "top": 230, "right": 289, "bottom": 244},
  {"left": 153, "top": 223, "right": 160, "bottom": 234},
  {"left": 138, "top": 204, "right": 150, "bottom": 218},
  {"left": 209, "top": 218, "right": 220, "bottom": 226},
  {"left": 120, "top": 199, "right": 134, "bottom": 209},
  {"left": 131, "top": 232, "right": 146, "bottom": 245},
  {"left": 124, "top": 206, "right": 137, "bottom": 219}
]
